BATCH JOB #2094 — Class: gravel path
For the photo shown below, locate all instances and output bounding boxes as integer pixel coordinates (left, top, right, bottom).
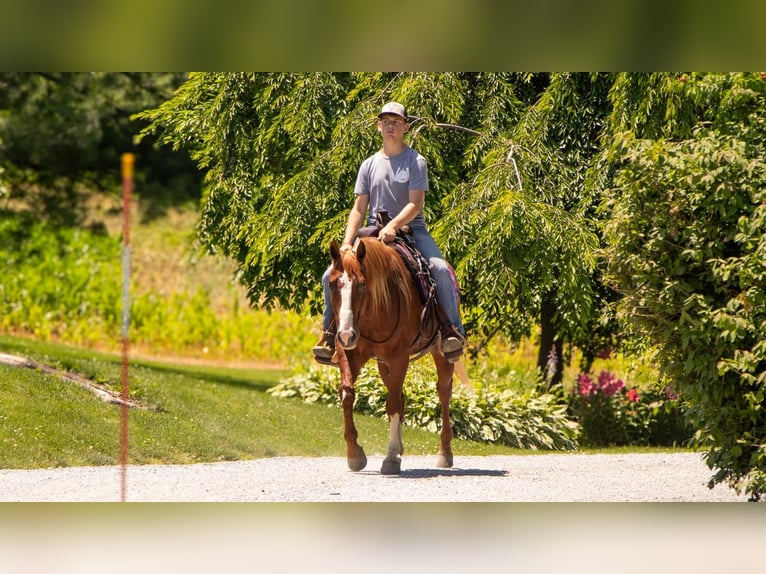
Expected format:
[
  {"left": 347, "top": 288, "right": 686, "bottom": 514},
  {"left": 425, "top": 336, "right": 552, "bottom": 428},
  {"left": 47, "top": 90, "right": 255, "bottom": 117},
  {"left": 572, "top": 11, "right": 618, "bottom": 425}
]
[{"left": 0, "top": 452, "right": 746, "bottom": 502}]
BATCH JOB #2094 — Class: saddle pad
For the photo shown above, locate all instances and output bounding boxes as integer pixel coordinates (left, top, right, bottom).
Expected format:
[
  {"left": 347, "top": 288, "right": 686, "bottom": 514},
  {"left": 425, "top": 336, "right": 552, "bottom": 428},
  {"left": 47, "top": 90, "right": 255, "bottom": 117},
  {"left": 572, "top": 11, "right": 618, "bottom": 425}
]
[{"left": 391, "top": 238, "right": 436, "bottom": 304}]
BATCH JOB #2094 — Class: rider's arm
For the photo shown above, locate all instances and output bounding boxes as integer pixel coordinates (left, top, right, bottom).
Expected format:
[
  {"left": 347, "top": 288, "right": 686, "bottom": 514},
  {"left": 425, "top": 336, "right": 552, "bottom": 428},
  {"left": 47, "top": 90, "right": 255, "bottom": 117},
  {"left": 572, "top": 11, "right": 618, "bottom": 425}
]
[
  {"left": 379, "top": 189, "right": 424, "bottom": 243},
  {"left": 340, "top": 194, "right": 369, "bottom": 253}
]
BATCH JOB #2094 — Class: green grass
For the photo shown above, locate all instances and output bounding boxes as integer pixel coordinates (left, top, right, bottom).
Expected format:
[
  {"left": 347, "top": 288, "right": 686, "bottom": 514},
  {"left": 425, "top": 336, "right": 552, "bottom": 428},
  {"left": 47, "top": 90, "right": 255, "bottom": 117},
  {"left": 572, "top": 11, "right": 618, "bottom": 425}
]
[{"left": 0, "top": 335, "right": 528, "bottom": 469}]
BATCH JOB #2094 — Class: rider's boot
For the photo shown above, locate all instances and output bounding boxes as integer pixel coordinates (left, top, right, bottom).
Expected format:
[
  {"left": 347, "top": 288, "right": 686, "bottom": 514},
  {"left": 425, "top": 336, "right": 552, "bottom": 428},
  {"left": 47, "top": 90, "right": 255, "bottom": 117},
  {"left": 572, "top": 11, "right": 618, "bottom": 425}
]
[
  {"left": 312, "top": 330, "right": 337, "bottom": 366},
  {"left": 440, "top": 326, "right": 465, "bottom": 363}
]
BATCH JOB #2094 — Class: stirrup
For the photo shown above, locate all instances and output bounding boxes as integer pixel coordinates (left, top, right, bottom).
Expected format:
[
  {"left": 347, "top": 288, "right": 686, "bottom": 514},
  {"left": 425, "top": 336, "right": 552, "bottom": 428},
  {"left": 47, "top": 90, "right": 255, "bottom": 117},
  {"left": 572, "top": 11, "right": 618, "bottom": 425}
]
[
  {"left": 312, "top": 331, "right": 337, "bottom": 366},
  {"left": 312, "top": 345, "right": 338, "bottom": 366},
  {"left": 440, "top": 329, "right": 465, "bottom": 363}
]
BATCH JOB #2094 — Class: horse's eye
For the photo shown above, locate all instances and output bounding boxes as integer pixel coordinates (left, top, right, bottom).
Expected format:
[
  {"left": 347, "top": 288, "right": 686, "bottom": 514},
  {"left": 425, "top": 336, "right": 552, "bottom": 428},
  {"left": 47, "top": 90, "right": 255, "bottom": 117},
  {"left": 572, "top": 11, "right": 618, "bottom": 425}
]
[{"left": 358, "top": 281, "right": 366, "bottom": 291}]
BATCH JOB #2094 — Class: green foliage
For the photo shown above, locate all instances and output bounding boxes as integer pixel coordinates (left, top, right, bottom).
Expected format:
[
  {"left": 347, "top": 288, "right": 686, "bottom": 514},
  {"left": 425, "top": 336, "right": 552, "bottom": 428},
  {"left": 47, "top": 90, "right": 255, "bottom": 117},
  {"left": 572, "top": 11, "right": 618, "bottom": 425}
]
[
  {"left": 268, "top": 362, "right": 580, "bottom": 450},
  {"left": 137, "top": 72, "right": 607, "bottom": 357},
  {"left": 0, "top": 210, "right": 315, "bottom": 363},
  {"left": 603, "top": 72, "right": 766, "bottom": 499},
  {"left": 0, "top": 72, "right": 200, "bottom": 222},
  {"left": 137, "top": 73, "right": 362, "bottom": 314},
  {"left": 434, "top": 73, "right": 618, "bottom": 385},
  {"left": 128, "top": 288, "right": 315, "bottom": 364},
  {"left": 0, "top": 210, "right": 121, "bottom": 343}
]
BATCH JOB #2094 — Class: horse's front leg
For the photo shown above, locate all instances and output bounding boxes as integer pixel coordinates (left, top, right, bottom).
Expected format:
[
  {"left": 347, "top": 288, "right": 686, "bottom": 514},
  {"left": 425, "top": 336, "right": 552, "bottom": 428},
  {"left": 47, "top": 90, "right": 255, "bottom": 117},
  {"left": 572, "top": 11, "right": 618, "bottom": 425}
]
[
  {"left": 337, "top": 347, "right": 367, "bottom": 471},
  {"left": 377, "top": 356, "right": 408, "bottom": 475},
  {"left": 433, "top": 353, "right": 455, "bottom": 468}
]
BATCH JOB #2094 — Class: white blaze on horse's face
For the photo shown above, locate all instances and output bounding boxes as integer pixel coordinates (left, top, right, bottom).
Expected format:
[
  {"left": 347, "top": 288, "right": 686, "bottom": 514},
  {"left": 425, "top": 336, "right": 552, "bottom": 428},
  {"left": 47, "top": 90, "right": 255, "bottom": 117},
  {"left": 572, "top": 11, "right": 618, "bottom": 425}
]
[{"left": 336, "top": 270, "right": 359, "bottom": 349}]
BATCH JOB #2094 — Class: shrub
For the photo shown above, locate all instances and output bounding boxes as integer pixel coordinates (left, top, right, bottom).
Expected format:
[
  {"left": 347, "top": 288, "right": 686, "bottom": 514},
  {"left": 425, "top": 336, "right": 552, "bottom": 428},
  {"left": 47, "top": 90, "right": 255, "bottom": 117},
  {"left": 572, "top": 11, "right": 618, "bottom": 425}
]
[
  {"left": 268, "top": 362, "right": 580, "bottom": 450},
  {"left": 604, "top": 75, "right": 766, "bottom": 498},
  {"left": 567, "top": 370, "right": 692, "bottom": 447}
]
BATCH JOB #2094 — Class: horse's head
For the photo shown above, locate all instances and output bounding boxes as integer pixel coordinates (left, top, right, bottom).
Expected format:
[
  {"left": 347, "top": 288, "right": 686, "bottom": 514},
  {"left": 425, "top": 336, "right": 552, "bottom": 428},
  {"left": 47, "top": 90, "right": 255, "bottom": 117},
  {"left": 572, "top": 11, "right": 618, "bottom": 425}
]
[{"left": 329, "top": 239, "right": 369, "bottom": 350}]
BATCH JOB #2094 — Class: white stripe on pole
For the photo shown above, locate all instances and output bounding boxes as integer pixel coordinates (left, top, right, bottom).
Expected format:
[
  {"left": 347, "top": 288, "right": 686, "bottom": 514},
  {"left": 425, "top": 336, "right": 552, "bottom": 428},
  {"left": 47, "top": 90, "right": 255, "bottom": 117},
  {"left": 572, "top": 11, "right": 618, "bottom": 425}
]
[{"left": 121, "top": 245, "right": 131, "bottom": 337}]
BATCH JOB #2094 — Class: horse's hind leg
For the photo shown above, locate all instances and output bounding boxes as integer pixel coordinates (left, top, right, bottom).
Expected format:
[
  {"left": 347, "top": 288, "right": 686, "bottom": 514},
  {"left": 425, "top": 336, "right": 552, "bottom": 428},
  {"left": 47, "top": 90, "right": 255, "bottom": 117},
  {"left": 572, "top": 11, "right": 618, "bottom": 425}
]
[
  {"left": 377, "top": 357, "right": 407, "bottom": 475},
  {"left": 433, "top": 353, "right": 455, "bottom": 468}
]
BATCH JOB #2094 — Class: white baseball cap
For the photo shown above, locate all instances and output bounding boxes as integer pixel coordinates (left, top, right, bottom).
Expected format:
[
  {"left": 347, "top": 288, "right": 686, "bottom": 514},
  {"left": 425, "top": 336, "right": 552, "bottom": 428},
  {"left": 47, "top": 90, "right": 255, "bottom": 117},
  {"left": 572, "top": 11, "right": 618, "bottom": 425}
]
[{"left": 378, "top": 102, "right": 407, "bottom": 120}]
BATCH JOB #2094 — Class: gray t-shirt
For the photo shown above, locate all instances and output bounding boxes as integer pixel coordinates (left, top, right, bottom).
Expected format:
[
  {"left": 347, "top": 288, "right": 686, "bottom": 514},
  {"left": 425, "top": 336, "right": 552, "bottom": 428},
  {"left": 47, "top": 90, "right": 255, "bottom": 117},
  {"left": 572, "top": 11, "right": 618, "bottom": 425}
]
[{"left": 354, "top": 146, "right": 429, "bottom": 231}]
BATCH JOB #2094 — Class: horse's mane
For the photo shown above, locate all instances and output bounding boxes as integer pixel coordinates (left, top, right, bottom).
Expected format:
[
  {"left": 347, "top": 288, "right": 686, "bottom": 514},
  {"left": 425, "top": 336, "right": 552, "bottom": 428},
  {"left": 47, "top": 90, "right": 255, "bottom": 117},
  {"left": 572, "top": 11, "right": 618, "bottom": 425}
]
[{"left": 342, "top": 239, "right": 413, "bottom": 316}]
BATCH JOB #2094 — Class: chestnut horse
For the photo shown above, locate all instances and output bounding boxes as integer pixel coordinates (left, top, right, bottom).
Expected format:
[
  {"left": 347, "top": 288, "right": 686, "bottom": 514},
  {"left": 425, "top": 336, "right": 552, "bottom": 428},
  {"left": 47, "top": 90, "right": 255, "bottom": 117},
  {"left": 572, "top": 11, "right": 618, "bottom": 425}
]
[{"left": 327, "top": 237, "right": 455, "bottom": 475}]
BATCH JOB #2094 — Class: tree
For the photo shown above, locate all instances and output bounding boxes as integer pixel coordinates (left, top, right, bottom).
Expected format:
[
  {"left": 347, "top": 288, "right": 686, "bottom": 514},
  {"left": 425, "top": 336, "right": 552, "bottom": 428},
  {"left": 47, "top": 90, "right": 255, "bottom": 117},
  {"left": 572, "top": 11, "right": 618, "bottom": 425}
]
[
  {"left": 138, "top": 72, "right": 609, "bottom": 386},
  {"left": 602, "top": 72, "right": 766, "bottom": 499},
  {"left": 0, "top": 72, "right": 198, "bottom": 223},
  {"left": 439, "top": 73, "right": 613, "bottom": 386}
]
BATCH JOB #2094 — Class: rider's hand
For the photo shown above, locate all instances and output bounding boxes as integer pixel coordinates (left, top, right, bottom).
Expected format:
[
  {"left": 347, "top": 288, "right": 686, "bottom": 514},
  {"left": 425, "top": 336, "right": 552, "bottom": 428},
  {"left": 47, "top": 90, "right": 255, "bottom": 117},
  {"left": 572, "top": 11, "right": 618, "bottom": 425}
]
[
  {"left": 379, "top": 223, "right": 397, "bottom": 243},
  {"left": 340, "top": 242, "right": 353, "bottom": 254}
]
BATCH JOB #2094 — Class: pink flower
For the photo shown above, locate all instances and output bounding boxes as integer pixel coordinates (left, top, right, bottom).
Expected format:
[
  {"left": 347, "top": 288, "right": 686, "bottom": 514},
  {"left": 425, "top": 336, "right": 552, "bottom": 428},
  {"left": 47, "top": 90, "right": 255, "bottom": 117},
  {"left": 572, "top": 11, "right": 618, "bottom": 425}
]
[
  {"left": 627, "top": 388, "right": 640, "bottom": 403},
  {"left": 597, "top": 371, "right": 625, "bottom": 397},
  {"left": 664, "top": 385, "right": 678, "bottom": 400},
  {"left": 577, "top": 373, "right": 595, "bottom": 397}
]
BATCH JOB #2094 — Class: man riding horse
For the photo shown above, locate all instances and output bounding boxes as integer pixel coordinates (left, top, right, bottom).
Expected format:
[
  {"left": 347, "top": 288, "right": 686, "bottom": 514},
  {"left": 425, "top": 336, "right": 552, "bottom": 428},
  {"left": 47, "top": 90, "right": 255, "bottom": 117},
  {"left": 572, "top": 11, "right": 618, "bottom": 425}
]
[{"left": 313, "top": 101, "right": 465, "bottom": 365}]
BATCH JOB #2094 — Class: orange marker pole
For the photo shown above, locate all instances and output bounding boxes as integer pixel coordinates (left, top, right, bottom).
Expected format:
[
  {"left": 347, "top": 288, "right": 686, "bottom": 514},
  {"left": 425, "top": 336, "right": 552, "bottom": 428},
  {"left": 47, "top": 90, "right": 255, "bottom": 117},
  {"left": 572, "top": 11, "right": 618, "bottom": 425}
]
[{"left": 120, "top": 153, "right": 134, "bottom": 502}]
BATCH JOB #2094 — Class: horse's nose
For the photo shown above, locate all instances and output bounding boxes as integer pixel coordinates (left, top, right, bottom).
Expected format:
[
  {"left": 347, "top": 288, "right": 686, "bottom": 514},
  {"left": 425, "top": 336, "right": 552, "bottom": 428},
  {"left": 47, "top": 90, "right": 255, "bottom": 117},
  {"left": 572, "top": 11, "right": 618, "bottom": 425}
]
[{"left": 337, "top": 328, "right": 359, "bottom": 350}]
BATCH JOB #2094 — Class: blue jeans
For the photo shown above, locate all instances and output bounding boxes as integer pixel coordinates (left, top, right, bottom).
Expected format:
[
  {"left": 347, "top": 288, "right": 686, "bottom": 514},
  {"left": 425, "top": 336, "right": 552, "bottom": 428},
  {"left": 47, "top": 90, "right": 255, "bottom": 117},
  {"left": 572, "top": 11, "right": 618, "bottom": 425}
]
[{"left": 322, "top": 229, "right": 464, "bottom": 337}]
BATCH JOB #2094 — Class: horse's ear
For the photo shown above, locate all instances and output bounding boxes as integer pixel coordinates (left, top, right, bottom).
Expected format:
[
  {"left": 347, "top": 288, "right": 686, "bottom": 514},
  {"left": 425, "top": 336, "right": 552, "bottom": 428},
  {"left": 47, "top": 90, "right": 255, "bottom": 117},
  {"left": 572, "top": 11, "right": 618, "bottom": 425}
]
[
  {"left": 330, "top": 240, "right": 341, "bottom": 262},
  {"left": 356, "top": 239, "right": 366, "bottom": 262}
]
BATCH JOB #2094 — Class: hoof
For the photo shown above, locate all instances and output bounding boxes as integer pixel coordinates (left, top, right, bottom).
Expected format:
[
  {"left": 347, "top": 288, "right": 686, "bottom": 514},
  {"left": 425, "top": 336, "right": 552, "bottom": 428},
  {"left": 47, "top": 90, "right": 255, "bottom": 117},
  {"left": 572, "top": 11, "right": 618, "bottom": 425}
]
[
  {"left": 347, "top": 448, "right": 367, "bottom": 472},
  {"left": 435, "top": 453, "right": 453, "bottom": 468},
  {"left": 380, "top": 458, "right": 401, "bottom": 475}
]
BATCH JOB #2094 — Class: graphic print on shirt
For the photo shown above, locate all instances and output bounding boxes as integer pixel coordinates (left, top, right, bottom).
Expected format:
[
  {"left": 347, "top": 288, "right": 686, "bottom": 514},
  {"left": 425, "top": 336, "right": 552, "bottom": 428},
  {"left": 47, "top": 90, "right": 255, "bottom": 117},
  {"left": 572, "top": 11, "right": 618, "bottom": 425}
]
[{"left": 393, "top": 166, "right": 410, "bottom": 183}]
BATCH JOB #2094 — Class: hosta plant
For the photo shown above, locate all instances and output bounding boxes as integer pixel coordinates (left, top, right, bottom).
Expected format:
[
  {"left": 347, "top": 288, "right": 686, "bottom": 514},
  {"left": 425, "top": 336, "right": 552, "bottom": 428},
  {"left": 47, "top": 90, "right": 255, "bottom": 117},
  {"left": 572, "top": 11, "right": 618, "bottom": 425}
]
[{"left": 268, "top": 362, "right": 580, "bottom": 450}]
